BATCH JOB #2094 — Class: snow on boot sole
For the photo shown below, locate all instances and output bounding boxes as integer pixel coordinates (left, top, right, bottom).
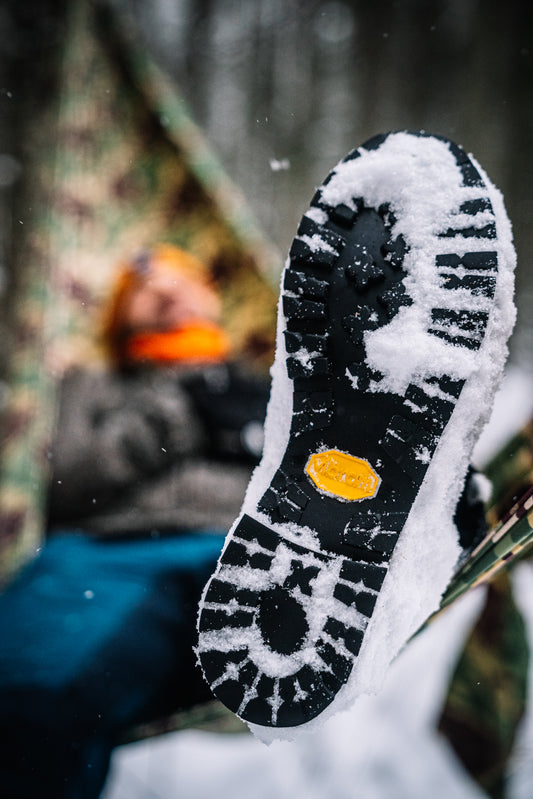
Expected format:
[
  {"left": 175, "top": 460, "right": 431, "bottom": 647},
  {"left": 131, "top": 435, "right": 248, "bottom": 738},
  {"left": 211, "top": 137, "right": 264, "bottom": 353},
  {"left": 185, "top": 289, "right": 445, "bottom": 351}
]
[{"left": 196, "top": 131, "right": 516, "bottom": 736}]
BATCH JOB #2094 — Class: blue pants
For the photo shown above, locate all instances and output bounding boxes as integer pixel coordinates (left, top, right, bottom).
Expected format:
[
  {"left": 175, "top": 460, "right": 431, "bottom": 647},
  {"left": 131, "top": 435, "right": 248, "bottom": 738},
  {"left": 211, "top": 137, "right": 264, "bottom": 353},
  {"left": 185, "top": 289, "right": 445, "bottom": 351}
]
[{"left": 0, "top": 531, "right": 224, "bottom": 799}]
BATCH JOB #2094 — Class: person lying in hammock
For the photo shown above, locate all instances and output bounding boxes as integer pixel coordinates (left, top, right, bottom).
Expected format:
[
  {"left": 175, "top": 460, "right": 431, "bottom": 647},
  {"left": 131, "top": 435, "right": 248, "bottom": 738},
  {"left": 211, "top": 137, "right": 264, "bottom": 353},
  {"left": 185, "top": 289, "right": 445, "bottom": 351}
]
[
  {"left": 0, "top": 244, "right": 269, "bottom": 799},
  {"left": 49, "top": 244, "right": 267, "bottom": 537}
]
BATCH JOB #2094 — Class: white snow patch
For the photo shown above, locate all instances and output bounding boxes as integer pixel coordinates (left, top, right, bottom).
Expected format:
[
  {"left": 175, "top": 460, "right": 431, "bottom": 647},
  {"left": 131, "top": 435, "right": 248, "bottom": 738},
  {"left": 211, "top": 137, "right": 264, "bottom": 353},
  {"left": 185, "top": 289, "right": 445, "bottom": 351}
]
[
  {"left": 270, "top": 158, "right": 291, "bottom": 172},
  {"left": 304, "top": 207, "right": 328, "bottom": 225},
  {"left": 473, "top": 366, "right": 533, "bottom": 467},
  {"left": 104, "top": 590, "right": 487, "bottom": 799},
  {"left": 298, "top": 233, "right": 338, "bottom": 255}
]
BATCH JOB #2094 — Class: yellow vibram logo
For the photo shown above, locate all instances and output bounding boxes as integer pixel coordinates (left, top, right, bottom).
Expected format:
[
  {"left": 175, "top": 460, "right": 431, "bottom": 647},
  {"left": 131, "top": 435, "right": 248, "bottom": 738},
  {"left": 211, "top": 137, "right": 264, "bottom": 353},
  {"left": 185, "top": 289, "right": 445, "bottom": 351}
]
[{"left": 305, "top": 450, "right": 381, "bottom": 501}]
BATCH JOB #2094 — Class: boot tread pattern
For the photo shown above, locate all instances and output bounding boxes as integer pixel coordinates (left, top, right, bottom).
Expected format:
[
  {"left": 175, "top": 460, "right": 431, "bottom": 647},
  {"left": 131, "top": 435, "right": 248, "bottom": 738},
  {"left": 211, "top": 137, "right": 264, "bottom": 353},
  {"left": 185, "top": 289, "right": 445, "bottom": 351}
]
[{"left": 198, "top": 132, "right": 501, "bottom": 727}]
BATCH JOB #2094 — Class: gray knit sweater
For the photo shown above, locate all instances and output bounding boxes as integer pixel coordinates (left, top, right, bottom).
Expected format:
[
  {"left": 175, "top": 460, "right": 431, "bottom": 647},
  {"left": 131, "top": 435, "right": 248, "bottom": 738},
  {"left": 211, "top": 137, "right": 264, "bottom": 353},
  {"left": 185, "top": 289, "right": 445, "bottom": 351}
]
[{"left": 47, "top": 366, "right": 258, "bottom": 537}]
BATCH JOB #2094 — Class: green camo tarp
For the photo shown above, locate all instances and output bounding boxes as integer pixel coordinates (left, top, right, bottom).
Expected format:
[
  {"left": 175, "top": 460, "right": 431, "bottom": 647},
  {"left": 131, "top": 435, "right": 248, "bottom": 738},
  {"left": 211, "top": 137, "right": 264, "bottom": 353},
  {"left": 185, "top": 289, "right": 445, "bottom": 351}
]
[{"left": 0, "top": 0, "right": 279, "bottom": 587}]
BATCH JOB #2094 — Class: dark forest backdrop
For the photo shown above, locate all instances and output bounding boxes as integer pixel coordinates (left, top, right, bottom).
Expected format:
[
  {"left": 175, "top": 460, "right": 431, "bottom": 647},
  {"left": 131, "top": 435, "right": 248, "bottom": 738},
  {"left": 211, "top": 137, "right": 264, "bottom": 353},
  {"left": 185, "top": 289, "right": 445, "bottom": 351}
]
[{"left": 1, "top": 0, "right": 533, "bottom": 373}]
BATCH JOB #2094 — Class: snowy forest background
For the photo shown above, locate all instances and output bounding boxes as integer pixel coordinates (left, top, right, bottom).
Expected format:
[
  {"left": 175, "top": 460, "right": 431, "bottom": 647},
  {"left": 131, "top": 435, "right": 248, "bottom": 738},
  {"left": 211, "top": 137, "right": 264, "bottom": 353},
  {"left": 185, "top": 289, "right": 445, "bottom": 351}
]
[
  {"left": 2, "top": 2, "right": 533, "bottom": 798},
  {"left": 1, "top": 0, "right": 533, "bottom": 375}
]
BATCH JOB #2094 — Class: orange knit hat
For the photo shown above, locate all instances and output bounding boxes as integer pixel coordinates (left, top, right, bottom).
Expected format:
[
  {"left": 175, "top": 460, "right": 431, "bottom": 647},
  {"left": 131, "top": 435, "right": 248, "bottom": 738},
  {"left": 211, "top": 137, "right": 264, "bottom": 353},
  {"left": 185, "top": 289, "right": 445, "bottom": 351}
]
[{"left": 101, "top": 244, "right": 228, "bottom": 365}]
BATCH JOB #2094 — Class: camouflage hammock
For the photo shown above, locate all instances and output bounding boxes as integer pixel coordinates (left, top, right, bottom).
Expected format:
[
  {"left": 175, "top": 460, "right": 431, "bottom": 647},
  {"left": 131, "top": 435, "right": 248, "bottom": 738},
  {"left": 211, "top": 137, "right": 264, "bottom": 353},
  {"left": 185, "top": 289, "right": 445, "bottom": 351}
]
[{"left": 0, "top": 0, "right": 279, "bottom": 588}]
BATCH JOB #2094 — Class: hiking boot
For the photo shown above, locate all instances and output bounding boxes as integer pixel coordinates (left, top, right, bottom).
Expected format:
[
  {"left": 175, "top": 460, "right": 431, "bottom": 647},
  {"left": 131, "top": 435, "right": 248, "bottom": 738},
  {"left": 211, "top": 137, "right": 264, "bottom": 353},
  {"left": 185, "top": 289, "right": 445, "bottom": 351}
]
[{"left": 196, "top": 131, "right": 516, "bottom": 738}]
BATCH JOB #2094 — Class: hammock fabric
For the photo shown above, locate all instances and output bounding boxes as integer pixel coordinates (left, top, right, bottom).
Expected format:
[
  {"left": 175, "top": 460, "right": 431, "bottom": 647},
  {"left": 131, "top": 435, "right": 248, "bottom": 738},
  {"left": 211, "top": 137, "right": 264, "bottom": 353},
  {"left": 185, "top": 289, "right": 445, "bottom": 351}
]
[{"left": 0, "top": 0, "right": 278, "bottom": 587}]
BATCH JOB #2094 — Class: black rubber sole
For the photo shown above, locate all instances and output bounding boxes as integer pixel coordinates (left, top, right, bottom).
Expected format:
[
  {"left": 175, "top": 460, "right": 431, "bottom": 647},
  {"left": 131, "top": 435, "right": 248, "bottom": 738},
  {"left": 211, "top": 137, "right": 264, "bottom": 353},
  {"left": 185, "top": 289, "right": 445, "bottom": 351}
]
[{"left": 197, "top": 131, "right": 500, "bottom": 728}]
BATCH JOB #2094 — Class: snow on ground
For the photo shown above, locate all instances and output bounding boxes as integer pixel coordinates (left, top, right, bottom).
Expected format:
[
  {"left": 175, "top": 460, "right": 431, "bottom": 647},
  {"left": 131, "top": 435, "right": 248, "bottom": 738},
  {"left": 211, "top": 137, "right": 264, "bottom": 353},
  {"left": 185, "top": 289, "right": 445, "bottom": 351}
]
[
  {"left": 102, "top": 366, "right": 533, "bottom": 799},
  {"left": 103, "top": 588, "right": 487, "bottom": 799},
  {"left": 473, "top": 366, "right": 533, "bottom": 467}
]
